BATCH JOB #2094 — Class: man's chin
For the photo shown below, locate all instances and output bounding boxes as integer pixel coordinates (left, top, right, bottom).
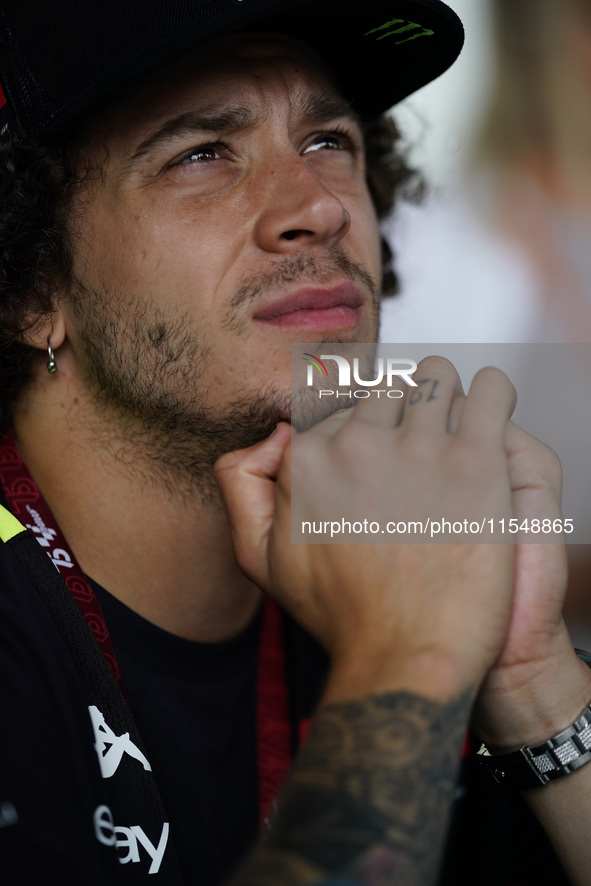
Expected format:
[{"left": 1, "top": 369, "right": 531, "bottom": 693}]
[
  {"left": 208, "top": 392, "right": 291, "bottom": 456},
  {"left": 203, "top": 386, "right": 345, "bottom": 456}
]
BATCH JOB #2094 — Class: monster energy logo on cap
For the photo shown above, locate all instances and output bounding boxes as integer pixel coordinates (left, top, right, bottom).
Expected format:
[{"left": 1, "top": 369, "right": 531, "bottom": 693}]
[{"left": 365, "top": 18, "right": 434, "bottom": 44}]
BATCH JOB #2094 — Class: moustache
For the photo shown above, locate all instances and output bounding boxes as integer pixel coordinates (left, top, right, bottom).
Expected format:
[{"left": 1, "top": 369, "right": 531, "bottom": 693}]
[{"left": 227, "top": 246, "right": 378, "bottom": 316}]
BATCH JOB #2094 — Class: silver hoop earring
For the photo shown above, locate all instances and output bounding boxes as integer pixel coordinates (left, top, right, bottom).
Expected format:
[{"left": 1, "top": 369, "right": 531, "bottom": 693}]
[{"left": 46, "top": 339, "right": 57, "bottom": 375}]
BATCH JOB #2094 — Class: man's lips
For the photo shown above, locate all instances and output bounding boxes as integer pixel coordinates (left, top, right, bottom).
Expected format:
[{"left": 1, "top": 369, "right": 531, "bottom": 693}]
[{"left": 253, "top": 283, "right": 365, "bottom": 330}]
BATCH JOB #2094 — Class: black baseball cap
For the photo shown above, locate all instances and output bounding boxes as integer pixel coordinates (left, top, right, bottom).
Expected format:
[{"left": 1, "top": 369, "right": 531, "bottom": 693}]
[{"left": 0, "top": 0, "right": 463, "bottom": 138}]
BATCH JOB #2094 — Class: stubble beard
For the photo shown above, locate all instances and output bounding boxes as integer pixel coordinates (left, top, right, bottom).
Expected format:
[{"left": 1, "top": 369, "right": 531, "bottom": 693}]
[{"left": 69, "top": 247, "right": 380, "bottom": 503}]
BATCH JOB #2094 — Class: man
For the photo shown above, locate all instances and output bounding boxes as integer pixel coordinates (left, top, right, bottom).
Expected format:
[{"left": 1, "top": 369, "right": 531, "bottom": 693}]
[{"left": 0, "top": 1, "right": 591, "bottom": 885}]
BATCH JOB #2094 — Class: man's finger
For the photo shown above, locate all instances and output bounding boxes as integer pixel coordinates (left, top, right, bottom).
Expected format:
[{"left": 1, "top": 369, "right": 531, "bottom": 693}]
[
  {"left": 458, "top": 367, "right": 517, "bottom": 447},
  {"left": 400, "top": 356, "right": 464, "bottom": 432},
  {"left": 505, "top": 420, "right": 563, "bottom": 520},
  {"left": 307, "top": 407, "right": 356, "bottom": 438},
  {"left": 447, "top": 394, "right": 467, "bottom": 434}
]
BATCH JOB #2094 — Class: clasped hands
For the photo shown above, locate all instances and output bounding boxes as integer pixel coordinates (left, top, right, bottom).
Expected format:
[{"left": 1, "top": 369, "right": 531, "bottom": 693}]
[{"left": 216, "top": 356, "right": 591, "bottom": 747}]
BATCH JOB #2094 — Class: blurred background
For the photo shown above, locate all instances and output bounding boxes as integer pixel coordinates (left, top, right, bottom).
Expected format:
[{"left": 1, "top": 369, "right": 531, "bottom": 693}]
[
  {"left": 393, "top": 0, "right": 493, "bottom": 189},
  {"left": 380, "top": 0, "right": 591, "bottom": 644}
]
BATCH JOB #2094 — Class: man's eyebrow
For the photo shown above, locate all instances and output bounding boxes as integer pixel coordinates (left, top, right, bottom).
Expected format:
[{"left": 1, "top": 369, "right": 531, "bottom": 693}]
[
  {"left": 126, "top": 107, "right": 254, "bottom": 167},
  {"left": 296, "top": 92, "right": 361, "bottom": 128},
  {"left": 125, "top": 95, "right": 360, "bottom": 171}
]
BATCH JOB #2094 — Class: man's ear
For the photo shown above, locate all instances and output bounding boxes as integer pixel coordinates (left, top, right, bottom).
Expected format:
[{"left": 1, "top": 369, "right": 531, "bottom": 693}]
[{"left": 20, "top": 307, "right": 66, "bottom": 353}]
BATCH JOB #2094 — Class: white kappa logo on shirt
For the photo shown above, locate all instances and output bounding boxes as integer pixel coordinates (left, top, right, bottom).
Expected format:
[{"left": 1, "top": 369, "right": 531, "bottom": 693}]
[{"left": 88, "top": 706, "right": 152, "bottom": 779}]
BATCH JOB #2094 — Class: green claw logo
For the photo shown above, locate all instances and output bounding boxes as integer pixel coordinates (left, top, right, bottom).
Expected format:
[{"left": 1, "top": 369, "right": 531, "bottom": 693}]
[{"left": 365, "top": 19, "right": 434, "bottom": 44}]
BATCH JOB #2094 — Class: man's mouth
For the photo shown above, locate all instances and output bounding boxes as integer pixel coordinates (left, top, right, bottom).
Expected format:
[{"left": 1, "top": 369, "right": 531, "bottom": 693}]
[{"left": 252, "top": 282, "right": 365, "bottom": 330}]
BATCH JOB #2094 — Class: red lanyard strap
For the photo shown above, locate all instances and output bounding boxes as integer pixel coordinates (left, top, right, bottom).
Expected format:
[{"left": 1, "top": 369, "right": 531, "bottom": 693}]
[
  {"left": 257, "top": 595, "right": 292, "bottom": 828},
  {"left": 0, "top": 432, "right": 123, "bottom": 689}
]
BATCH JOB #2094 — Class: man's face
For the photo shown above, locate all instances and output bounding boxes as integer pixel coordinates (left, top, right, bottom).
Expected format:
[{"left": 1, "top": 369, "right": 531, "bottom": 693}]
[{"left": 63, "top": 33, "right": 382, "bottom": 485}]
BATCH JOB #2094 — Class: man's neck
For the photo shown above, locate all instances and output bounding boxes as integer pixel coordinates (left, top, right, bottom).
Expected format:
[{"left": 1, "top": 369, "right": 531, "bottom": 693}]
[{"left": 12, "top": 364, "right": 262, "bottom": 643}]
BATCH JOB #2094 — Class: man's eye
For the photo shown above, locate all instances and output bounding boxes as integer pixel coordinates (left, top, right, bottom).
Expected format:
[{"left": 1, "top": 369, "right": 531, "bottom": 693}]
[
  {"left": 164, "top": 143, "right": 227, "bottom": 171},
  {"left": 179, "top": 145, "right": 223, "bottom": 164},
  {"left": 303, "top": 131, "right": 353, "bottom": 154}
]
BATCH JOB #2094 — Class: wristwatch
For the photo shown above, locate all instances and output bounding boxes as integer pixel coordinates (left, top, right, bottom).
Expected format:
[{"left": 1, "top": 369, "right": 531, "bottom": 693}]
[{"left": 477, "top": 649, "right": 591, "bottom": 789}]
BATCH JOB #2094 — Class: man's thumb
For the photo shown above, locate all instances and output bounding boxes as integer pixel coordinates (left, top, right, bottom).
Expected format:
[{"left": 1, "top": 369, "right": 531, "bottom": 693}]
[{"left": 214, "top": 422, "right": 292, "bottom": 587}]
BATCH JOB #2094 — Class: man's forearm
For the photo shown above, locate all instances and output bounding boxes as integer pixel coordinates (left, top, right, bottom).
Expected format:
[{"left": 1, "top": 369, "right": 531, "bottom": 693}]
[
  {"left": 233, "top": 688, "right": 471, "bottom": 886},
  {"left": 476, "top": 642, "right": 591, "bottom": 886}
]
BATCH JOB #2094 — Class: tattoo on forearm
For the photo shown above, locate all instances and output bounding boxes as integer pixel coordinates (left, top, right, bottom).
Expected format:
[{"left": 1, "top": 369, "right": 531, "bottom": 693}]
[{"left": 234, "top": 690, "right": 471, "bottom": 886}]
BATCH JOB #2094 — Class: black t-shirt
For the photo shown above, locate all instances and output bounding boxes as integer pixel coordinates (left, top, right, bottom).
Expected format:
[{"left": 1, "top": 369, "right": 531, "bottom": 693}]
[
  {"left": 90, "top": 580, "right": 328, "bottom": 885},
  {"left": 0, "top": 535, "right": 571, "bottom": 886},
  {"left": 0, "top": 537, "right": 328, "bottom": 885},
  {"left": 91, "top": 580, "right": 261, "bottom": 885}
]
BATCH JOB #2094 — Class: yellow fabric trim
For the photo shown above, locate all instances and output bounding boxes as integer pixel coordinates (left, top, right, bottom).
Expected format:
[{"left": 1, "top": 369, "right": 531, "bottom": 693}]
[{"left": 0, "top": 504, "right": 26, "bottom": 543}]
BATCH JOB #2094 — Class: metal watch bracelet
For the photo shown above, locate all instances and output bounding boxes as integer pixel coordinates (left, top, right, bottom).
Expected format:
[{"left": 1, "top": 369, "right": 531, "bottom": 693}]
[{"left": 477, "top": 648, "right": 591, "bottom": 789}]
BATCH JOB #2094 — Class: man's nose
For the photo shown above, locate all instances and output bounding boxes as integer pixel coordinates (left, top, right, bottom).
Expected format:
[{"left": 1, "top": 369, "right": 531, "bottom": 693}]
[{"left": 253, "top": 153, "right": 352, "bottom": 254}]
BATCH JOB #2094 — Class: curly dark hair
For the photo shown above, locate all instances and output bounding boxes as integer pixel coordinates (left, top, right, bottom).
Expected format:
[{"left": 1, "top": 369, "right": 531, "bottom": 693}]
[{"left": 0, "top": 112, "right": 421, "bottom": 429}]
